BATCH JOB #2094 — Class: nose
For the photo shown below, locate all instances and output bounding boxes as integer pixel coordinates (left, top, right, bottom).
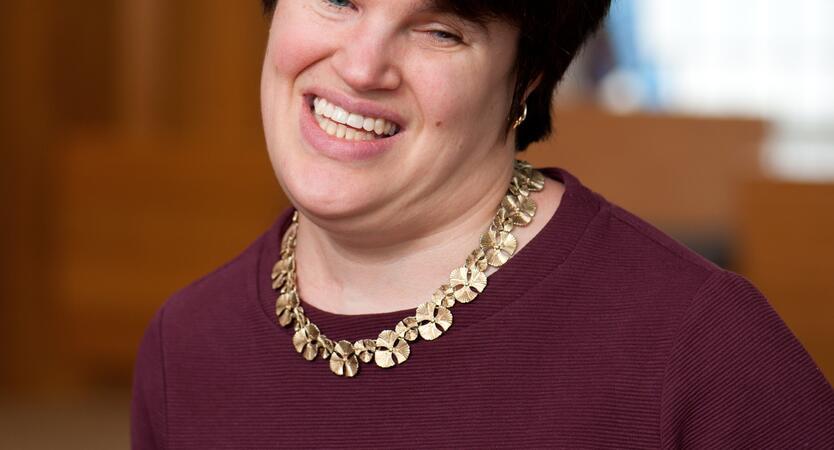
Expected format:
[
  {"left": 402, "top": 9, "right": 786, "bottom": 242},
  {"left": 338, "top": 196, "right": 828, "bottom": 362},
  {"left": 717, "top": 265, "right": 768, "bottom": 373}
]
[{"left": 330, "top": 22, "right": 402, "bottom": 92}]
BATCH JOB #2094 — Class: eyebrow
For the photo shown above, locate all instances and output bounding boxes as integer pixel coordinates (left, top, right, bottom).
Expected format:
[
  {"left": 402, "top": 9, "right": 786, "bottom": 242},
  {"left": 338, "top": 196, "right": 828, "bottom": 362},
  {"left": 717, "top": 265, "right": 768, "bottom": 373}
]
[{"left": 409, "top": 1, "right": 492, "bottom": 33}]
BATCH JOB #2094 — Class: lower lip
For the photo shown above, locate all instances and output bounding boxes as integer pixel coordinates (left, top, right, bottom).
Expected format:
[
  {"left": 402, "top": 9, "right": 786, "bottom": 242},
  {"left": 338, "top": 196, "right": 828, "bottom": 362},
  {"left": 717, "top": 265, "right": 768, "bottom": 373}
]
[{"left": 299, "top": 97, "right": 402, "bottom": 162}]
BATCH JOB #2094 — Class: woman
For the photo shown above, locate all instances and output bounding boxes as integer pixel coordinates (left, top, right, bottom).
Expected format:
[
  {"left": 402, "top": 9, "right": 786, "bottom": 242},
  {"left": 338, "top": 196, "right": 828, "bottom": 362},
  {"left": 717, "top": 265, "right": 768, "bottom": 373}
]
[{"left": 132, "top": 0, "right": 834, "bottom": 448}]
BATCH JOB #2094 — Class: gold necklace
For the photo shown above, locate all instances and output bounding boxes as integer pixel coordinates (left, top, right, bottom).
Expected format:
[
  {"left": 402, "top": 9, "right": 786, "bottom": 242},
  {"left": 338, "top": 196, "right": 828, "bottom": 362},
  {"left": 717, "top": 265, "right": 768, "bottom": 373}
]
[{"left": 271, "top": 160, "right": 545, "bottom": 377}]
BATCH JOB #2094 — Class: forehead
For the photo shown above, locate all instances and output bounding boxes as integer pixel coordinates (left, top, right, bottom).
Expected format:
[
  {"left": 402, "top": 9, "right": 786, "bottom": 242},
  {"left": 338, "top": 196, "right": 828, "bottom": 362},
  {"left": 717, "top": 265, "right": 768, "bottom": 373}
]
[
  {"left": 395, "top": 0, "right": 506, "bottom": 28},
  {"left": 407, "top": 0, "right": 462, "bottom": 15}
]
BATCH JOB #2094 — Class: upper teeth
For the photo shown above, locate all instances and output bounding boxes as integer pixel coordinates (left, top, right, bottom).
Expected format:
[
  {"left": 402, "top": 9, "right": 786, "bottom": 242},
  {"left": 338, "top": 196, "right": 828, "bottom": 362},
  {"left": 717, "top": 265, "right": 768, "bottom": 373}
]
[{"left": 313, "top": 97, "right": 398, "bottom": 137}]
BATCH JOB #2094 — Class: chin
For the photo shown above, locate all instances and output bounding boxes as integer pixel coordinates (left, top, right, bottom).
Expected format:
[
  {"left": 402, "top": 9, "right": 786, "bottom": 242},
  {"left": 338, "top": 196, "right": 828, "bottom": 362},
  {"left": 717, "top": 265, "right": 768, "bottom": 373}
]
[
  {"left": 277, "top": 158, "right": 387, "bottom": 222},
  {"left": 293, "top": 190, "right": 369, "bottom": 221}
]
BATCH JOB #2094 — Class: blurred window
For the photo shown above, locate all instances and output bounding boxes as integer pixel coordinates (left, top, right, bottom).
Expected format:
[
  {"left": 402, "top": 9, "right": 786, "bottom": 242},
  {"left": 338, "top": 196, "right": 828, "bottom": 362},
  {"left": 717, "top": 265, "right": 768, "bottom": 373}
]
[{"left": 603, "top": 0, "right": 834, "bottom": 179}]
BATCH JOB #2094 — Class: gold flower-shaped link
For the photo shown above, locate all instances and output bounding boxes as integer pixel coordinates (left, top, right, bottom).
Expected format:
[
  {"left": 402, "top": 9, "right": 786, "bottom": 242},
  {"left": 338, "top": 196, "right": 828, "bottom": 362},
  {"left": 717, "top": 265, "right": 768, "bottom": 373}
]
[
  {"left": 292, "top": 306, "right": 309, "bottom": 331},
  {"left": 281, "top": 275, "right": 297, "bottom": 293},
  {"left": 513, "top": 161, "right": 533, "bottom": 180},
  {"left": 275, "top": 292, "right": 299, "bottom": 327},
  {"left": 415, "top": 302, "right": 453, "bottom": 341},
  {"left": 509, "top": 175, "right": 530, "bottom": 198},
  {"left": 281, "top": 222, "right": 298, "bottom": 251},
  {"left": 353, "top": 339, "right": 377, "bottom": 363},
  {"left": 272, "top": 275, "right": 287, "bottom": 291},
  {"left": 513, "top": 164, "right": 545, "bottom": 193},
  {"left": 514, "top": 159, "right": 533, "bottom": 172},
  {"left": 449, "top": 266, "right": 487, "bottom": 303},
  {"left": 374, "top": 330, "right": 410, "bottom": 368},
  {"left": 395, "top": 316, "right": 420, "bottom": 342},
  {"left": 514, "top": 165, "right": 532, "bottom": 178},
  {"left": 329, "top": 340, "right": 360, "bottom": 377},
  {"left": 502, "top": 194, "right": 537, "bottom": 227},
  {"left": 465, "top": 249, "right": 489, "bottom": 273},
  {"left": 526, "top": 169, "right": 545, "bottom": 192},
  {"left": 491, "top": 208, "right": 514, "bottom": 233},
  {"left": 514, "top": 161, "right": 545, "bottom": 192},
  {"left": 479, "top": 230, "right": 518, "bottom": 267},
  {"left": 431, "top": 283, "right": 456, "bottom": 308},
  {"left": 292, "top": 323, "right": 321, "bottom": 361},
  {"left": 271, "top": 258, "right": 289, "bottom": 288},
  {"left": 318, "top": 336, "right": 335, "bottom": 360}
]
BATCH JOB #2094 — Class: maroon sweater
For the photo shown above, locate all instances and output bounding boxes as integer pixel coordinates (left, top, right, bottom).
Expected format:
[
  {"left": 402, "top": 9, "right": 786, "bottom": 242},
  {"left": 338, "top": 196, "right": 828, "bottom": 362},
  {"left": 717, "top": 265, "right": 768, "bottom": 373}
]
[{"left": 132, "top": 168, "right": 834, "bottom": 449}]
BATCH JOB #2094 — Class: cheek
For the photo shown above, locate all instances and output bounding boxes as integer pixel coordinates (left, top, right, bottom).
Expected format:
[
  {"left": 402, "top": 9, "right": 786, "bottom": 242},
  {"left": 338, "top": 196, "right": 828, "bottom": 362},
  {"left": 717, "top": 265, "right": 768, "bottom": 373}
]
[
  {"left": 270, "top": 33, "right": 315, "bottom": 80},
  {"left": 408, "top": 60, "right": 469, "bottom": 124},
  {"left": 409, "top": 59, "right": 508, "bottom": 140},
  {"left": 264, "top": 8, "right": 332, "bottom": 89}
]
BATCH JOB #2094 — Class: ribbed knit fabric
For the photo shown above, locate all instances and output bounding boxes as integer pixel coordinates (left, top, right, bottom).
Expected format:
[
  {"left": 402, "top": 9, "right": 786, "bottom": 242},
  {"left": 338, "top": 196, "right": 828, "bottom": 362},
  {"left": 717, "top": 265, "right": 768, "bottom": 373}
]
[{"left": 132, "top": 168, "right": 834, "bottom": 449}]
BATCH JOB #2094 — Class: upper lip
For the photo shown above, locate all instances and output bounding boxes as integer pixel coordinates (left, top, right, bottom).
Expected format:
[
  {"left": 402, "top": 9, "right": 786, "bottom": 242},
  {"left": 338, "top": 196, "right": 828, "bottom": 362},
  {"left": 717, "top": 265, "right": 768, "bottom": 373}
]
[{"left": 305, "top": 87, "right": 406, "bottom": 131}]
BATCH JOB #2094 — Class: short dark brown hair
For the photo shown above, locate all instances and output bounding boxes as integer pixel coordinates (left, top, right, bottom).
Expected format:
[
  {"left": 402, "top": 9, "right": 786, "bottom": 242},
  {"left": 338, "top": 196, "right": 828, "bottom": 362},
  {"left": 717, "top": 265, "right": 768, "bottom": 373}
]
[{"left": 261, "top": 0, "right": 611, "bottom": 151}]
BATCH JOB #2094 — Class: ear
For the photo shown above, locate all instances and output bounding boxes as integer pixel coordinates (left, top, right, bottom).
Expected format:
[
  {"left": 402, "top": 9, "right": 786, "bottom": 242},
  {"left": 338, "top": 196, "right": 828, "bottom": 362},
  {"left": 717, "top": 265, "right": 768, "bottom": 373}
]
[{"left": 522, "top": 73, "right": 543, "bottom": 103}]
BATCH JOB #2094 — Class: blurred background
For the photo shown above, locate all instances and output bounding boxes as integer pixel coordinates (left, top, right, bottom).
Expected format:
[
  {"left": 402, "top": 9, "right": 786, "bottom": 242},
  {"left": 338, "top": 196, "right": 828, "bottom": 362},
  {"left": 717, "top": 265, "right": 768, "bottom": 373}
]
[{"left": 1, "top": 0, "right": 832, "bottom": 448}]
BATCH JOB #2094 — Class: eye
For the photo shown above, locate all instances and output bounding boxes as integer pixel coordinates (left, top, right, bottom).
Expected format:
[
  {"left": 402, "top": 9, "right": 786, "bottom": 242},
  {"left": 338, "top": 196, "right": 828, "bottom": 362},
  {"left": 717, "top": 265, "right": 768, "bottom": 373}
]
[
  {"left": 322, "top": 0, "right": 355, "bottom": 9},
  {"left": 429, "top": 30, "right": 462, "bottom": 43}
]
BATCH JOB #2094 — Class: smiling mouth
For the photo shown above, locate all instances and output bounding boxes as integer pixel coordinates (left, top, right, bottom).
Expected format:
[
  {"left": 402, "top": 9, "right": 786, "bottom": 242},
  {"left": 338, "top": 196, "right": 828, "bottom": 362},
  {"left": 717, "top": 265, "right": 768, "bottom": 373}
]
[{"left": 310, "top": 96, "right": 401, "bottom": 141}]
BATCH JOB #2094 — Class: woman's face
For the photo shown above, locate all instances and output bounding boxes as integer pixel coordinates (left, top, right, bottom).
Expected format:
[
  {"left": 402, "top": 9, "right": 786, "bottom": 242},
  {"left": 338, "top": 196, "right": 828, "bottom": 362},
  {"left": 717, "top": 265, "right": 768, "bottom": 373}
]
[{"left": 261, "top": 0, "right": 520, "bottom": 230}]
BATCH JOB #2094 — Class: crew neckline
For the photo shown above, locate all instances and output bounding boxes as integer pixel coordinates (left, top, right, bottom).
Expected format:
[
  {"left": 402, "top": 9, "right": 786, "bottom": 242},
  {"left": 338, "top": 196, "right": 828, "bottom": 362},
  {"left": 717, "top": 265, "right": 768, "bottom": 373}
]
[{"left": 254, "top": 167, "right": 602, "bottom": 342}]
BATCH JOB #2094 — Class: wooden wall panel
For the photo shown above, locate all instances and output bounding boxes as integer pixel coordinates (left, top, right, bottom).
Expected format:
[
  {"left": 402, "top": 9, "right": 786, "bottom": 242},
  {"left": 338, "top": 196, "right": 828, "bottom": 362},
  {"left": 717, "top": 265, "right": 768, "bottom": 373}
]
[
  {"left": 0, "top": 0, "right": 62, "bottom": 393},
  {"left": 2, "top": 0, "right": 271, "bottom": 391},
  {"left": 736, "top": 179, "right": 834, "bottom": 381},
  {"left": 53, "top": 136, "right": 287, "bottom": 383},
  {"left": 49, "top": 0, "right": 120, "bottom": 129},
  {"left": 525, "top": 107, "right": 766, "bottom": 238}
]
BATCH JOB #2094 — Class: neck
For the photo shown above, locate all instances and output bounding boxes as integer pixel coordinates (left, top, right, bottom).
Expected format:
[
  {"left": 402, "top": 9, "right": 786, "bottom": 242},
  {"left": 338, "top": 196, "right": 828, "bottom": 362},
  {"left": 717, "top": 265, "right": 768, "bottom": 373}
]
[{"left": 291, "top": 162, "right": 563, "bottom": 315}]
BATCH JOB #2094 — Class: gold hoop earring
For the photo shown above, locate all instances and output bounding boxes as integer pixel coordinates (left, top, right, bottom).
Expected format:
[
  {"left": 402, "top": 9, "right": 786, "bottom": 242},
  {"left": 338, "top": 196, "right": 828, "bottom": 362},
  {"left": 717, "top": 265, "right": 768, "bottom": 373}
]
[{"left": 512, "top": 104, "right": 528, "bottom": 130}]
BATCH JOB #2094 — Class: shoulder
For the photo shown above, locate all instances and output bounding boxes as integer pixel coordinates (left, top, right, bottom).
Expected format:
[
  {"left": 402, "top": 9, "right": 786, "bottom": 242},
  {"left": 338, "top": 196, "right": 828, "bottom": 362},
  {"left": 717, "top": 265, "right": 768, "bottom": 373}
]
[
  {"left": 659, "top": 267, "right": 834, "bottom": 446},
  {"left": 135, "top": 223, "right": 272, "bottom": 358},
  {"left": 568, "top": 187, "right": 834, "bottom": 445},
  {"left": 532, "top": 169, "right": 731, "bottom": 342},
  {"left": 136, "top": 212, "right": 286, "bottom": 360},
  {"left": 582, "top": 190, "right": 795, "bottom": 342},
  {"left": 162, "top": 231, "right": 266, "bottom": 322},
  {"left": 605, "top": 199, "right": 719, "bottom": 275},
  {"left": 548, "top": 166, "right": 720, "bottom": 287},
  {"left": 130, "top": 230, "right": 264, "bottom": 448},
  {"left": 561, "top": 187, "right": 722, "bottom": 309},
  {"left": 586, "top": 190, "right": 797, "bottom": 340}
]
